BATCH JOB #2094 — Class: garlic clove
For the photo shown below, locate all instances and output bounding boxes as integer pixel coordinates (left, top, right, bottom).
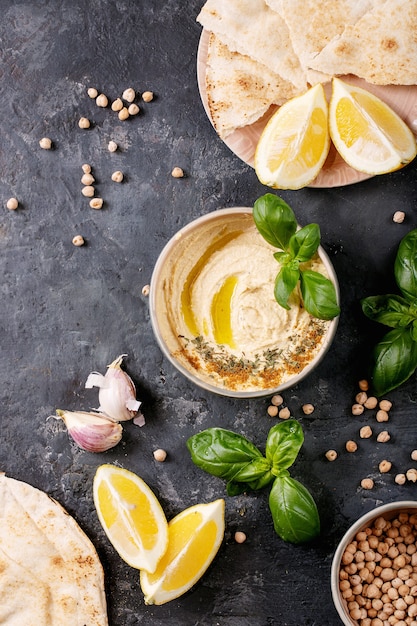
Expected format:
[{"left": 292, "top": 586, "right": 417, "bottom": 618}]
[
  {"left": 86, "top": 355, "right": 143, "bottom": 423},
  {"left": 55, "top": 409, "right": 122, "bottom": 453}
]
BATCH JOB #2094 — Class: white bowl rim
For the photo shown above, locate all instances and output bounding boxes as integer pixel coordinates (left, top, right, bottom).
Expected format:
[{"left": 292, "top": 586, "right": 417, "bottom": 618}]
[
  {"left": 331, "top": 500, "right": 417, "bottom": 625},
  {"left": 149, "top": 206, "right": 340, "bottom": 398}
]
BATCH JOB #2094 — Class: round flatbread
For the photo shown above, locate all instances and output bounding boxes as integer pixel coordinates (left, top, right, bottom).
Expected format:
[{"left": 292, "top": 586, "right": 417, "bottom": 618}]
[{"left": 0, "top": 473, "right": 108, "bottom": 625}]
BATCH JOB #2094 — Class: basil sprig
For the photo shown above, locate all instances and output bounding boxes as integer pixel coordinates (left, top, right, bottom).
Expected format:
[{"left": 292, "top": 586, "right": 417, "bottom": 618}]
[
  {"left": 361, "top": 229, "right": 417, "bottom": 396},
  {"left": 186, "top": 420, "right": 320, "bottom": 544},
  {"left": 253, "top": 193, "right": 340, "bottom": 321}
]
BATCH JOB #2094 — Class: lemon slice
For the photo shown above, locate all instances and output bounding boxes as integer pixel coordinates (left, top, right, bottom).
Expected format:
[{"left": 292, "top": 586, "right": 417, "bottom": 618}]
[
  {"left": 329, "top": 77, "right": 417, "bottom": 175},
  {"left": 93, "top": 464, "right": 168, "bottom": 573},
  {"left": 254, "top": 83, "right": 330, "bottom": 190},
  {"left": 140, "top": 498, "right": 225, "bottom": 605}
]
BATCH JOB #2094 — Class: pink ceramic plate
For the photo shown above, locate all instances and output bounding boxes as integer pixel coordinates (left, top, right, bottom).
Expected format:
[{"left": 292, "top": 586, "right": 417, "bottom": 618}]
[{"left": 197, "top": 29, "right": 417, "bottom": 188}]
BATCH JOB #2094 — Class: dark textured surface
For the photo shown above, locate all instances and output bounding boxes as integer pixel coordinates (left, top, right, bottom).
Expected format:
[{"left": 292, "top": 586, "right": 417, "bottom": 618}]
[{"left": 1, "top": 2, "right": 417, "bottom": 625}]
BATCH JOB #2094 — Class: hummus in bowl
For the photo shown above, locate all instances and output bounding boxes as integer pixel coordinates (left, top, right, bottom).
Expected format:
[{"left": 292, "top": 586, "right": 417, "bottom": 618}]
[{"left": 150, "top": 208, "right": 339, "bottom": 398}]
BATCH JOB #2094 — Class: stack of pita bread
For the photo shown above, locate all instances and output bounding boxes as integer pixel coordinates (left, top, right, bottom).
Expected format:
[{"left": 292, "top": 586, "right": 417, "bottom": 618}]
[{"left": 197, "top": 0, "right": 417, "bottom": 139}]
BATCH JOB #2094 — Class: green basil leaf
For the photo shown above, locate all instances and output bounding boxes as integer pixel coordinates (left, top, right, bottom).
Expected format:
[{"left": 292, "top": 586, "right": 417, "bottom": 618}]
[
  {"left": 253, "top": 193, "right": 297, "bottom": 250},
  {"left": 273, "top": 251, "right": 291, "bottom": 265},
  {"left": 227, "top": 470, "right": 275, "bottom": 496},
  {"left": 289, "top": 224, "right": 320, "bottom": 263},
  {"left": 265, "top": 419, "right": 304, "bottom": 474},
  {"left": 361, "top": 295, "right": 416, "bottom": 328},
  {"left": 269, "top": 475, "right": 320, "bottom": 544},
  {"left": 186, "top": 428, "right": 269, "bottom": 484},
  {"left": 299, "top": 269, "right": 340, "bottom": 320},
  {"left": 395, "top": 229, "right": 417, "bottom": 301},
  {"left": 274, "top": 264, "right": 300, "bottom": 310},
  {"left": 371, "top": 327, "right": 417, "bottom": 396}
]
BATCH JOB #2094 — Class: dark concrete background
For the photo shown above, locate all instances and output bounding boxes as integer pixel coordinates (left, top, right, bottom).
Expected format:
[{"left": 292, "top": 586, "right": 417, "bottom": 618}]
[{"left": 1, "top": 1, "right": 417, "bottom": 624}]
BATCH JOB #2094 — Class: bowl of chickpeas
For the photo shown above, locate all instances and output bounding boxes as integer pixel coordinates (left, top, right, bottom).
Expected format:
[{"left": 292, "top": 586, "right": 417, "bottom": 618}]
[{"left": 331, "top": 501, "right": 417, "bottom": 625}]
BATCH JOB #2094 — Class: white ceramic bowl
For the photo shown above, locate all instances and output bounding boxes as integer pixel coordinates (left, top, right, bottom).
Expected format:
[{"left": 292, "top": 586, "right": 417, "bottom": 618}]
[
  {"left": 150, "top": 207, "right": 339, "bottom": 398},
  {"left": 331, "top": 501, "right": 417, "bottom": 625}
]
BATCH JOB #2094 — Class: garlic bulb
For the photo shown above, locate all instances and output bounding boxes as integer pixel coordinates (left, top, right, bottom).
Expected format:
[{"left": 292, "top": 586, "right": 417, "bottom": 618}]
[
  {"left": 55, "top": 410, "right": 122, "bottom": 452},
  {"left": 85, "top": 354, "right": 143, "bottom": 423}
]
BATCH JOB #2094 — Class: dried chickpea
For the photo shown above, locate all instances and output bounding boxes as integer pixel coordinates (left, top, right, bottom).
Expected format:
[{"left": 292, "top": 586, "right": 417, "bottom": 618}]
[
  {"left": 153, "top": 448, "right": 167, "bottom": 462},
  {"left": 271, "top": 394, "right": 283, "bottom": 406},
  {"left": 111, "top": 98, "right": 123, "bottom": 111},
  {"left": 379, "top": 460, "right": 392, "bottom": 473},
  {"left": 96, "top": 93, "right": 108, "bottom": 107},
  {"left": 89, "top": 198, "right": 103, "bottom": 210},
  {"left": 87, "top": 87, "right": 98, "bottom": 98},
  {"left": 393, "top": 211, "right": 405, "bottom": 223},
  {"left": 278, "top": 407, "right": 290, "bottom": 420},
  {"left": 122, "top": 87, "right": 135, "bottom": 102},
  {"left": 111, "top": 170, "right": 124, "bottom": 183},
  {"left": 377, "top": 431, "right": 391, "bottom": 443},
  {"left": 267, "top": 405, "right": 278, "bottom": 417},
  {"left": 356, "top": 391, "right": 368, "bottom": 404},
  {"left": 142, "top": 90, "right": 154, "bottom": 102},
  {"left": 118, "top": 107, "right": 129, "bottom": 121},
  {"left": 411, "top": 451, "right": 417, "bottom": 462},
  {"left": 141, "top": 284, "right": 150, "bottom": 297},
  {"left": 78, "top": 117, "right": 90, "bottom": 129},
  {"left": 364, "top": 396, "right": 378, "bottom": 410},
  {"left": 361, "top": 478, "right": 375, "bottom": 490},
  {"left": 171, "top": 166, "right": 184, "bottom": 178},
  {"left": 108, "top": 140, "right": 118, "bottom": 152},
  {"left": 325, "top": 449, "right": 338, "bottom": 462},
  {"left": 406, "top": 469, "right": 417, "bottom": 483},
  {"left": 376, "top": 410, "right": 389, "bottom": 423},
  {"left": 6, "top": 197, "right": 18, "bottom": 210},
  {"left": 346, "top": 440, "right": 358, "bottom": 453},
  {"left": 81, "top": 185, "right": 95, "bottom": 197},
  {"left": 82, "top": 163, "right": 91, "bottom": 174},
  {"left": 234, "top": 531, "right": 247, "bottom": 544},
  {"left": 360, "top": 425, "right": 373, "bottom": 439},
  {"left": 72, "top": 235, "right": 84, "bottom": 246},
  {"left": 39, "top": 137, "right": 52, "bottom": 149},
  {"left": 302, "top": 403, "right": 314, "bottom": 415},
  {"left": 81, "top": 173, "right": 95, "bottom": 185},
  {"left": 359, "top": 379, "right": 369, "bottom": 391},
  {"left": 128, "top": 103, "right": 140, "bottom": 115},
  {"left": 352, "top": 403, "right": 365, "bottom": 416},
  {"left": 379, "top": 400, "right": 392, "bottom": 412}
]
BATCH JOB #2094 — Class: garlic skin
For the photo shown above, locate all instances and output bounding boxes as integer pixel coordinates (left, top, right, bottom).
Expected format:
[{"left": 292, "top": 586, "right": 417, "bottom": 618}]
[
  {"left": 85, "top": 354, "right": 143, "bottom": 423},
  {"left": 55, "top": 409, "right": 122, "bottom": 453}
]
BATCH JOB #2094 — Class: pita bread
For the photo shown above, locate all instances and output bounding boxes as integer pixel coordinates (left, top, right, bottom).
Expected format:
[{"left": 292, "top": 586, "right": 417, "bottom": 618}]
[
  {"left": 206, "top": 34, "right": 302, "bottom": 138},
  {"left": 197, "top": 0, "right": 307, "bottom": 90},
  {"left": 0, "top": 473, "right": 108, "bottom": 625},
  {"left": 309, "top": 0, "right": 417, "bottom": 85}
]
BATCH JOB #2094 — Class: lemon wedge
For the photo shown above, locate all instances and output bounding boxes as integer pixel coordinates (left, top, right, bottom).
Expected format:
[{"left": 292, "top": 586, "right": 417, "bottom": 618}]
[
  {"left": 254, "top": 83, "right": 330, "bottom": 190},
  {"left": 329, "top": 77, "right": 417, "bottom": 175},
  {"left": 93, "top": 464, "right": 169, "bottom": 573},
  {"left": 140, "top": 499, "right": 225, "bottom": 605}
]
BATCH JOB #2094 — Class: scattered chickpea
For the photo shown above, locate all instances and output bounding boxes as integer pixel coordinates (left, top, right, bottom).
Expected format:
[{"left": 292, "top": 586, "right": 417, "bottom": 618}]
[
  {"left": 153, "top": 449, "right": 167, "bottom": 462},
  {"left": 267, "top": 405, "right": 279, "bottom": 417},
  {"left": 360, "top": 425, "right": 373, "bottom": 439},
  {"left": 72, "top": 235, "right": 84, "bottom": 247},
  {"left": 355, "top": 391, "right": 368, "bottom": 404},
  {"left": 406, "top": 469, "right": 417, "bottom": 483},
  {"left": 122, "top": 87, "right": 135, "bottom": 103},
  {"left": 376, "top": 409, "right": 389, "bottom": 423},
  {"left": 6, "top": 197, "right": 18, "bottom": 210},
  {"left": 346, "top": 440, "right": 358, "bottom": 453},
  {"left": 377, "top": 431, "right": 391, "bottom": 443},
  {"left": 142, "top": 90, "right": 154, "bottom": 102},
  {"left": 39, "top": 137, "right": 52, "bottom": 149},
  {"left": 393, "top": 211, "right": 406, "bottom": 223},
  {"left": 118, "top": 107, "right": 129, "bottom": 121},
  {"left": 234, "top": 531, "right": 247, "bottom": 544},
  {"left": 81, "top": 173, "right": 95, "bottom": 185},
  {"left": 78, "top": 117, "right": 91, "bottom": 129},
  {"left": 364, "top": 396, "right": 378, "bottom": 409},
  {"left": 141, "top": 284, "right": 150, "bottom": 297},
  {"left": 128, "top": 103, "right": 140, "bottom": 116},
  {"left": 379, "top": 399, "right": 392, "bottom": 412},
  {"left": 111, "top": 98, "right": 123, "bottom": 112},
  {"left": 361, "top": 478, "right": 374, "bottom": 490},
  {"left": 271, "top": 394, "right": 283, "bottom": 406},
  {"left": 395, "top": 474, "right": 406, "bottom": 485},
  {"left": 302, "top": 403, "right": 314, "bottom": 415},
  {"left": 358, "top": 379, "right": 369, "bottom": 391},
  {"left": 96, "top": 93, "right": 108, "bottom": 107},
  {"left": 171, "top": 166, "right": 184, "bottom": 178},
  {"left": 278, "top": 407, "right": 291, "bottom": 420},
  {"left": 89, "top": 198, "right": 103, "bottom": 210},
  {"left": 81, "top": 185, "right": 95, "bottom": 197},
  {"left": 87, "top": 87, "right": 98, "bottom": 99},
  {"left": 379, "top": 460, "right": 392, "bottom": 473},
  {"left": 325, "top": 449, "right": 338, "bottom": 462},
  {"left": 111, "top": 170, "right": 124, "bottom": 183},
  {"left": 82, "top": 163, "right": 92, "bottom": 174},
  {"left": 108, "top": 140, "right": 118, "bottom": 152},
  {"left": 411, "top": 451, "right": 417, "bottom": 462},
  {"left": 352, "top": 403, "right": 365, "bottom": 416}
]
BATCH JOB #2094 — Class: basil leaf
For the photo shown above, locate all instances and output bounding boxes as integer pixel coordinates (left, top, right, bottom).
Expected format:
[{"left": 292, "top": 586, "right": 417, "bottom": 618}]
[
  {"left": 227, "top": 470, "right": 275, "bottom": 496},
  {"left": 371, "top": 327, "right": 417, "bottom": 396},
  {"left": 289, "top": 224, "right": 320, "bottom": 263},
  {"left": 186, "top": 428, "right": 270, "bottom": 484},
  {"left": 253, "top": 193, "right": 297, "bottom": 250},
  {"left": 395, "top": 229, "right": 417, "bottom": 301},
  {"left": 269, "top": 475, "right": 320, "bottom": 543},
  {"left": 265, "top": 419, "right": 304, "bottom": 474},
  {"left": 299, "top": 269, "right": 340, "bottom": 320},
  {"left": 361, "top": 295, "right": 416, "bottom": 328},
  {"left": 274, "top": 264, "right": 300, "bottom": 309}
]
